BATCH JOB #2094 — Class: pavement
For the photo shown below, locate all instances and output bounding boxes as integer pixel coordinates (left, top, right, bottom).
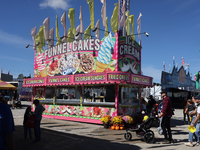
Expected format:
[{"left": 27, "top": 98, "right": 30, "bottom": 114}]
[{"left": 11, "top": 101, "right": 200, "bottom": 150}]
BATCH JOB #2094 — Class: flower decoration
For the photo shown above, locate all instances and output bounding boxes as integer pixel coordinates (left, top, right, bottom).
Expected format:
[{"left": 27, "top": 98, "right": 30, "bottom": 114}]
[
  {"left": 100, "top": 115, "right": 111, "bottom": 124},
  {"left": 122, "top": 116, "right": 133, "bottom": 124},
  {"left": 111, "top": 116, "right": 123, "bottom": 125}
]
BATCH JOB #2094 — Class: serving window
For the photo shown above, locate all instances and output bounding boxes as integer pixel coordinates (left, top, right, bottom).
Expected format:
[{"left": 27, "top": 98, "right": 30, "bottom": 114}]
[
  {"left": 119, "top": 85, "right": 140, "bottom": 104},
  {"left": 56, "top": 86, "right": 81, "bottom": 102},
  {"left": 83, "top": 84, "right": 115, "bottom": 103}
]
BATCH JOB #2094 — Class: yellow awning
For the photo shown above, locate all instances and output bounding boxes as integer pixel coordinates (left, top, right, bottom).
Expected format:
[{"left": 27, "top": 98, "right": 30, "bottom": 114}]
[{"left": 0, "top": 80, "right": 17, "bottom": 90}]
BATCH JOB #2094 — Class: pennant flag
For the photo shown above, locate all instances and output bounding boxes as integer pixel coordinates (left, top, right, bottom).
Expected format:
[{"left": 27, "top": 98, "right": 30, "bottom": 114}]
[
  {"left": 119, "top": 0, "right": 126, "bottom": 28},
  {"left": 48, "top": 28, "right": 54, "bottom": 48},
  {"left": 68, "top": 8, "right": 76, "bottom": 35},
  {"left": 101, "top": 0, "right": 106, "bottom": 27},
  {"left": 95, "top": 20, "right": 100, "bottom": 38},
  {"left": 61, "top": 12, "right": 67, "bottom": 43},
  {"left": 125, "top": 10, "right": 130, "bottom": 35},
  {"left": 75, "top": 25, "right": 81, "bottom": 40},
  {"left": 181, "top": 57, "right": 185, "bottom": 65},
  {"left": 173, "top": 56, "right": 175, "bottom": 66},
  {"left": 67, "top": 27, "right": 74, "bottom": 42},
  {"left": 110, "top": 3, "right": 118, "bottom": 33},
  {"left": 79, "top": 5, "right": 83, "bottom": 33},
  {"left": 56, "top": 14, "right": 61, "bottom": 45},
  {"left": 7, "top": 71, "right": 10, "bottom": 75},
  {"left": 29, "top": 73, "right": 31, "bottom": 77},
  {"left": 137, "top": 12, "right": 142, "bottom": 41},
  {"left": 104, "top": 17, "right": 108, "bottom": 37},
  {"left": 169, "top": 64, "right": 171, "bottom": 72},
  {"left": 43, "top": 17, "right": 49, "bottom": 41},
  {"left": 1, "top": 68, "right": 2, "bottom": 73},
  {"left": 87, "top": 0, "right": 94, "bottom": 29},
  {"left": 31, "top": 26, "right": 37, "bottom": 50},
  {"left": 84, "top": 24, "right": 91, "bottom": 39},
  {"left": 163, "top": 61, "right": 165, "bottom": 71},
  {"left": 35, "top": 26, "right": 45, "bottom": 53},
  {"left": 129, "top": 15, "right": 135, "bottom": 40}
]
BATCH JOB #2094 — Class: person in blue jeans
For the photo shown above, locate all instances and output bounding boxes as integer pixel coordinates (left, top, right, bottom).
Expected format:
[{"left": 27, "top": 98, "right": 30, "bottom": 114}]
[
  {"left": 187, "top": 96, "right": 200, "bottom": 147},
  {"left": 33, "top": 99, "right": 45, "bottom": 142}
]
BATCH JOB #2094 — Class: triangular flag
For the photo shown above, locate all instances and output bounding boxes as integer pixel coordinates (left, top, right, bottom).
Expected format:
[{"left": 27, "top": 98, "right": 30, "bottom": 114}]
[
  {"left": 110, "top": 3, "right": 118, "bottom": 33},
  {"left": 101, "top": 0, "right": 106, "bottom": 27},
  {"left": 79, "top": 5, "right": 83, "bottom": 33},
  {"left": 137, "top": 12, "right": 142, "bottom": 41},
  {"left": 48, "top": 28, "right": 54, "bottom": 48},
  {"left": 95, "top": 20, "right": 100, "bottom": 38},
  {"left": 31, "top": 26, "right": 37, "bottom": 50},
  {"left": 125, "top": 10, "right": 130, "bottom": 35},
  {"left": 84, "top": 24, "right": 91, "bottom": 39},
  {"left": 87, "top": 0, "right": 94, "bottom": 29},
  {"left": 119, "top": 0, "right": 126, "bottom": 28},
  {"left": 61, "top": 12, "right": 67, "bottom": 43},
  {"left": 68, "top": 8, "right": 76, "bottom": 35},
  {"left": 75, "top": 25, "right": 81, "bottom": 40},
  {"left": 104, "top": 17, "right": 108, "bottom": 37},
  {"left": 56, "top": 14, "right": 61, "bottom": 45},
  {"left": 35, "top": 26, "right": 45, "bottom": 53},
  {"left": 129, "top": 15, "right": 135, "bottom": 41},
  {"left": 67, "top": 27, "right": 74, "bottom": 42}
]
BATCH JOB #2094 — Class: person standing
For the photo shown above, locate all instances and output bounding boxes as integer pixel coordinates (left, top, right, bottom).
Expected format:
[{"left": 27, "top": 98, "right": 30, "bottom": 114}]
[
  {"left": 158, "top": 91, "right": 173, "bottom": 144},
  {"left": 23, "top": 106, "right": 33, "bottom": 140},
  {"left": 33, "top": 99, "right": 45, "bottom": 142},
  {"left": 146, "top": 95, "right": 156, "bottom": 114},
  {"left": 0, "top": 102, "right": 15, "bottom": 150},
  {"left": 12, "top": 91, "right": 17, "bottom": 109},
  {"left": 189, "top": 96, "right": 200, "bottom": 146}
]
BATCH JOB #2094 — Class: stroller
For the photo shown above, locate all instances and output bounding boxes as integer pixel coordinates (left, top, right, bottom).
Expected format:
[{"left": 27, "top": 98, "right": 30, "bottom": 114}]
[{"left": 124, "top": 105, "right": 158, "bottom": 143}]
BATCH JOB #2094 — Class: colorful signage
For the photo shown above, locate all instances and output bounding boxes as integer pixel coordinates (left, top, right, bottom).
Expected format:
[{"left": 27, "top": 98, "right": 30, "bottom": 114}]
[
  {"left": 34, "top": 33, "right": 118, "bottom": 78},
  {"left": 118, "top": 36, "right": 141, "bottom": 75},
  {"left": 131, "top": 75, "right": 152, "bottom": 85},
  {"left": 74, "top": 74, "right": 106, "bottom": 82},
  {"left": 107, "top": 73, "right": 130, "bottom": 82},
  {"left": 47, "top": 76, "right": 72, "bottom": 84},
  {"left": 25, "top": 79, "right": 45, "bottom": 85}
]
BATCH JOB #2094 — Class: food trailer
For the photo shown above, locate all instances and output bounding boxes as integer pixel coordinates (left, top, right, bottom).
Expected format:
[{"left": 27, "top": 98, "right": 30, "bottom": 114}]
[{"left": 23, "top": 31, "right": 153, "bottom": 124}]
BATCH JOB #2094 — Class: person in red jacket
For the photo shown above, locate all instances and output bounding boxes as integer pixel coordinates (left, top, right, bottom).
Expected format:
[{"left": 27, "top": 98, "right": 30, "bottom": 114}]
[{"left": 158, "top": 91, "right": 173, "bottom": 144}]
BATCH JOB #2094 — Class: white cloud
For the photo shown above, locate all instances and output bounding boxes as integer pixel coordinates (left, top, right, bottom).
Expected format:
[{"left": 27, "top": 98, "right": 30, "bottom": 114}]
[
  {"left": 142, "top": 66, "right": 162, "bottom": 83},
  {"left": 39, "top": 0, "right": 71, "bottom": 10},
  {"left": 0, "top": 30, "right": 32, "bottom": 46}
]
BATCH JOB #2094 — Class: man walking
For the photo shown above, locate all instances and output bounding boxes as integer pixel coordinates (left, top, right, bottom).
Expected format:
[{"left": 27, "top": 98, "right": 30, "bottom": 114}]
[
  {"left": 33, "top": 99, "right": 45, "bottom": 142},
  {"left": 158, "top": 91, "right": 173, "bottom": 144}
]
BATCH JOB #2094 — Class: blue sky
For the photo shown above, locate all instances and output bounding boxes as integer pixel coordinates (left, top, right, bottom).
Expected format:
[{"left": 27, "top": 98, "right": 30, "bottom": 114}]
[{"left": 1, "top": 0, "right": 200, "bottom": 83}]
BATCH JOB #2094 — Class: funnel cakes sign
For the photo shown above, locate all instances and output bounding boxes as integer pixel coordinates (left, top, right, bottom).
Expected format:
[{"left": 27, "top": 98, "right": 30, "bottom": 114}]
[{"left": 34, "top": 33, "right": 117, "bottom": 77}]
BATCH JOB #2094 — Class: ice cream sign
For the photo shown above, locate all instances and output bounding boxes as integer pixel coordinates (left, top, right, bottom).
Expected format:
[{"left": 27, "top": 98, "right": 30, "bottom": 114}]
[
  {"left": 118, "top": 36, "right": 141, "bottom": 75},
  {"left": 34, "top": 33, "right": 117, "bottom": 77}
]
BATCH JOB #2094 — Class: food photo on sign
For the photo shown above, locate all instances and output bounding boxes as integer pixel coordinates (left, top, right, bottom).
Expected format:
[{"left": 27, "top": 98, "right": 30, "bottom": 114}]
[{"left": 34, "top": 33, "right": 117, "bottom": 77}]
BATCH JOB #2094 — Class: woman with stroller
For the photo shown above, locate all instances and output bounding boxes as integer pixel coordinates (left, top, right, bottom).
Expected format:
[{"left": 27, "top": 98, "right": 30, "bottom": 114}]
[{"left": 23, "top": 106, "right": 33, "bottom": 139}]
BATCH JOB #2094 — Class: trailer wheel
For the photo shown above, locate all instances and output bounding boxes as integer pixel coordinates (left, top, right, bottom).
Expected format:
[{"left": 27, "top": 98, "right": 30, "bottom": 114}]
[{"left": 124, "top": 132, "right": 132, "bottom": 141}]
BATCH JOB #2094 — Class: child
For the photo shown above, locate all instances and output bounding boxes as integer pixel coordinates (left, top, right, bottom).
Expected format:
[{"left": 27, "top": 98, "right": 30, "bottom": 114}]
[
  {"left": 23, "top": 106, "right": 33, "bottom": 139},
  {"left": 185, "top": 99, "right": 196, "bottom": 125}
]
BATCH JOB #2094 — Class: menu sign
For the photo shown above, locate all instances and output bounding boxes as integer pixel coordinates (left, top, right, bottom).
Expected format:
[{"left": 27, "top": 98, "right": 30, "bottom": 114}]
[
  {"left": 131, "top": 75, "right": 152, "bottom": 85},
  {"left": 74, "top": 74, "right": 105, "bottom": 82},
  {"left": 47, "top": 76, "right": 72, "bottom": 84},
  {"left": 108, "top": 73, "right": 130, "bottom": 82},
  {"left": 25, "top": 79, "right": 45, "bottom": 85}
]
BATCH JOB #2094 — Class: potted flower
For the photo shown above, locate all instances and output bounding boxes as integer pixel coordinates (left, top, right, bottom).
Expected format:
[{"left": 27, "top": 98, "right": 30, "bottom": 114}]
[
  {"left": 111, "top": 116, "right": 124, "bottom": 129},
  {"left": 100, "top": 115, "right": 111, "bottom": 128},
  {"left": 122, "top": 115, "right": 133, "bottom": 128}
]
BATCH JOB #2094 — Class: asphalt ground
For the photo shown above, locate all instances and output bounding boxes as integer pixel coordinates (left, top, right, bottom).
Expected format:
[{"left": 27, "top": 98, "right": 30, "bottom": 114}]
[{"left": 10, "top": 101, "right": 200, "bottom": 150}]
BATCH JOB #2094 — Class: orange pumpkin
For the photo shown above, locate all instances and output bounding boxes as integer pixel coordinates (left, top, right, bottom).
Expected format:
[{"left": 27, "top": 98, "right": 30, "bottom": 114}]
[
  {"left": 111, "top": 126, "right": 115, "bottom": 130},
  {"left": 120, "top": 126, "right": 125, "bottom": 130},
  {"left": 115, "top": 126, "right": 120, "bottom": 130}
]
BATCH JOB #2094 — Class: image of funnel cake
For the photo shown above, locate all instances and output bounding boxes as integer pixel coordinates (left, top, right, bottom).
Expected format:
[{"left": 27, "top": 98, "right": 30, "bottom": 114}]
[
  {"left": 58, "top": 53, "right": 80, "bottom": 75},
  {"left": 96, "top": 33, "right": 115, "bottom": 72},
  {"left": 79, "top": 54, "right": 95, "bottom": 73},
  {"left": 47, "top": 58, "right": 59, "bottom": 76},
  {"left": 36, "top": 53, "right": 47, "bottom": 77}
]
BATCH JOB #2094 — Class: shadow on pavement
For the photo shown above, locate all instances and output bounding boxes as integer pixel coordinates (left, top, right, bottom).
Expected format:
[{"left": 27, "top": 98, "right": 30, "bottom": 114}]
[{"left": 14, "top": 125, "right": 142, "bottom": 150}]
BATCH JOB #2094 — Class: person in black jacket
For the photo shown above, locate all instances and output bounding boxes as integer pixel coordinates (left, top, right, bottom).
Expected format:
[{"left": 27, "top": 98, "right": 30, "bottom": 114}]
[
  {"left": 23, "top": 106, "right": 33, "bottom": 139},
  {"left": 147, "top": 95, "right": 156, "bottom": 114}
]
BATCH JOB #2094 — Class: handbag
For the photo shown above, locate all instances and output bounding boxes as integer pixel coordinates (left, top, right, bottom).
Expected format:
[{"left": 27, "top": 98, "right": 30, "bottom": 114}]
[{"left": 25, "top": 114, "right": 35, "bottom": 128}]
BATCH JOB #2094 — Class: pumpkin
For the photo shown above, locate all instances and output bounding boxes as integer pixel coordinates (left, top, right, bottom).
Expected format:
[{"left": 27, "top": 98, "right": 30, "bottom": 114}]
[
  {"left": 120, "top": 126, "right": 125, "bottom": 130},
  {"left": 115, "top": 126, "right": 120, "bottom": 130},
  {"left": 111, "top": 126, "right": 115, "bottom": 130}
]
